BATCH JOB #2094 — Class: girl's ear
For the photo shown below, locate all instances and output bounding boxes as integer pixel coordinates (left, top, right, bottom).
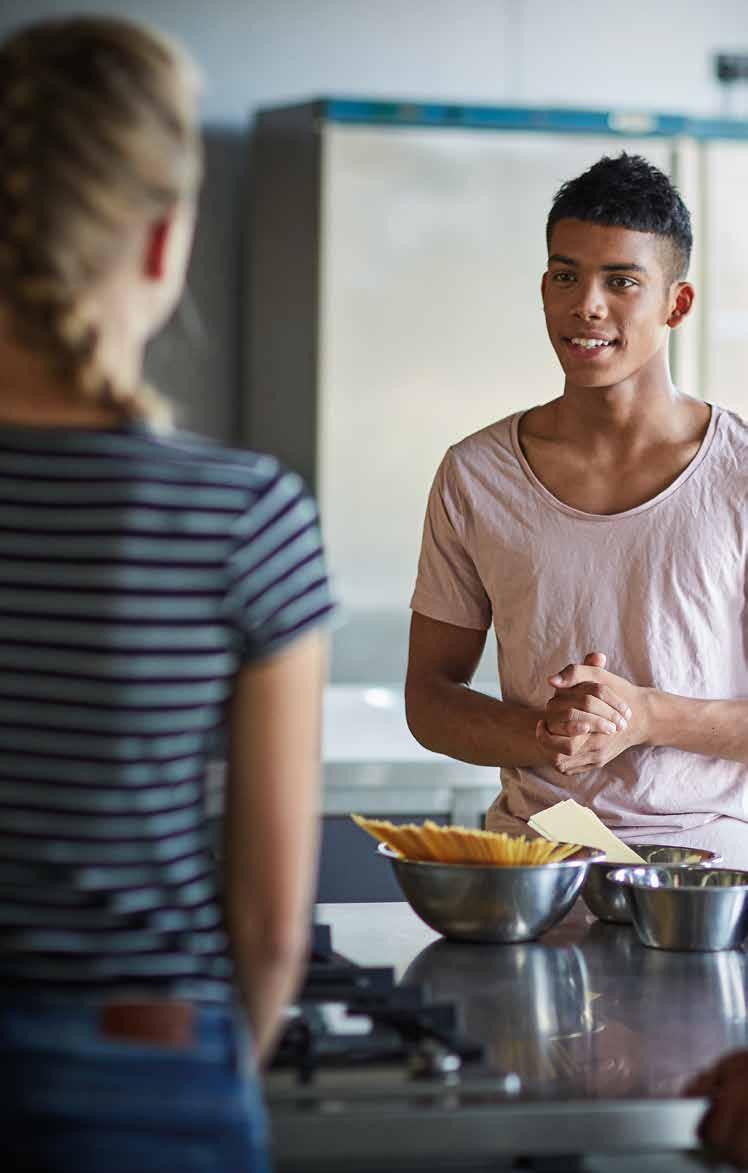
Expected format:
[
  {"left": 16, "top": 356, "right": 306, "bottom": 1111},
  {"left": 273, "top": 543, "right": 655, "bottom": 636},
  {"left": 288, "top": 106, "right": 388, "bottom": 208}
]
[{"left": 144, "top": 216, "right": 173, "bottom": 281}]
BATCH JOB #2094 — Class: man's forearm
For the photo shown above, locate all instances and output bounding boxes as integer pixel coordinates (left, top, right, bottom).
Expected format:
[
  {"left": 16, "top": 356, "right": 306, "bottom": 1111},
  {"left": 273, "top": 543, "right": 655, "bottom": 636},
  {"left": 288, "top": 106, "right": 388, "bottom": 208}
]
[
  {"left": 647, "top": 692, "right": 748, "bottom": 765},
  {"left": 406, "top": 678, "right": 548, "bottom": 768}
]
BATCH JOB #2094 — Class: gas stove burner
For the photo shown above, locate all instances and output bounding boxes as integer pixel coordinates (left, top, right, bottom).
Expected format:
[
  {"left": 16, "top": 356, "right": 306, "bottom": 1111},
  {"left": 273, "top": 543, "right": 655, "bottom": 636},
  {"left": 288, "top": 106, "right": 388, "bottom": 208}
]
[
  {"left": 300, "top": 922, "right": 399, "bottom": 1005},
  {"left": 270, "top": 922, "right": 484, "bottom": 1084}
]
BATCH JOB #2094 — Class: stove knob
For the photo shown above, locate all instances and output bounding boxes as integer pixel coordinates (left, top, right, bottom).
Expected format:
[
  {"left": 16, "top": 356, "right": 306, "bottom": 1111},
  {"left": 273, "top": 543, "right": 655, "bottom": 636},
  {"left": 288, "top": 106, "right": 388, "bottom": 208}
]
[{"left": 408, "top": 1039, "right": 462, "bottom": 1080}]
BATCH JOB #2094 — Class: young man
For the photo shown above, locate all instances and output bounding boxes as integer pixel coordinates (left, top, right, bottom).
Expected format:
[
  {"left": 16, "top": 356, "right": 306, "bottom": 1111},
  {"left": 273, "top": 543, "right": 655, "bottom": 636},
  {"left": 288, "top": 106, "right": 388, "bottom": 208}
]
[{"left": 406, "top": 153, "right": 748, "bottom": 866}]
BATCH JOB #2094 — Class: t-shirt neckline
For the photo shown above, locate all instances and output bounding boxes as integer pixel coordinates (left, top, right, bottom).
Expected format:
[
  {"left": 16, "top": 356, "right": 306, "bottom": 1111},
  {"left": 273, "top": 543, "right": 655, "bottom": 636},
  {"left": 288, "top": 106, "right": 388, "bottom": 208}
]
[{"left": 509, "top": 403, "right": 718, "bottom": 522}]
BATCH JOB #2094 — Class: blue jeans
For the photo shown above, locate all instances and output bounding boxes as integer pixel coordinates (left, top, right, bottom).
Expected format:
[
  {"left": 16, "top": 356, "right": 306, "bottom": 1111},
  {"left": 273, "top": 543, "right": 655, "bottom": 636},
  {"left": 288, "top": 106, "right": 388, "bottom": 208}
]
[{"left": 0, "top": 998, "right": 271, "bottom": 1173}]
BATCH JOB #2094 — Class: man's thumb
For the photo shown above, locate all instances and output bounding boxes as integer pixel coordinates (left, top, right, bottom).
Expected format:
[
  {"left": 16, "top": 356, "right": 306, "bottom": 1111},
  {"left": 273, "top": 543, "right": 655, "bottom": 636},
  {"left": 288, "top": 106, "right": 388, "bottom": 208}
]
[{"left": 584, "top": 651, "right": 607, "bottom": 669}]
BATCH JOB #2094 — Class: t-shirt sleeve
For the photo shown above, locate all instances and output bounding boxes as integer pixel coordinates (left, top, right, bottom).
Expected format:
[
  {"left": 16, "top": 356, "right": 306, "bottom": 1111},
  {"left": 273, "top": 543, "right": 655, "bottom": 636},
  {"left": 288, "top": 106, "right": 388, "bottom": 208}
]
[
  {"left": 226, "top": 464, "right": 336, "bottom": 662},
  {"left": 410, "top": 449, "right": 492, "bottom": 631}
]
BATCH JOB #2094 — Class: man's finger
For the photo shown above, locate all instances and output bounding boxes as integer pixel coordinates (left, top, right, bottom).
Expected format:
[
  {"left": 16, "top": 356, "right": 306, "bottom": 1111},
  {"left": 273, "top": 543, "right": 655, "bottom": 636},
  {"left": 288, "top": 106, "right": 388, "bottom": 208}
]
[
  {"left": 536, "top": 721, "right": 574, "bottom": 753},
  {"left": 684, "top": 1070, "right": 716, "bottom": 1097},
  {"left": 536, "top": 721, "right": 580, "bottom": 761},
  {"left": 545, "top": 719, "right": 592, "bottom": 736},
  {"left": 700, "top": 1090, "right": 743, "bottom": 1154},
  {"left": 731, "top": 1126, "right": 748, "bottom": 1171},
  {"left": 546, "top": 698, "right": 623, "bottom": 733},
  {"left": 546, "top": 689, "right": 630, "bottom": 726},
  {"left": 558, "top": 736, "right": 608, "bottom": 772},
  {"left": 562, "top": 758, "right": 600, "bottom": 775},
  {"left": 548, "top": 682, "right": 632, "bottom": 723},
  {"left": 548, "top": 663, "right": 580, "bottom": 688},
  {"left": 548, "top": 663, "right": 608, "bottom": 689}
]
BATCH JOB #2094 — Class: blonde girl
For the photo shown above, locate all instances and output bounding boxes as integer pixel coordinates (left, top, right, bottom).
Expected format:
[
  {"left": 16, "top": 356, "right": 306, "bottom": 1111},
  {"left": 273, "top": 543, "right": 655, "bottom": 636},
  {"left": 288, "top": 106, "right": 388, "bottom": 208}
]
[{"left": 0, "top": 17, "right": 331, "bottom": 1172}]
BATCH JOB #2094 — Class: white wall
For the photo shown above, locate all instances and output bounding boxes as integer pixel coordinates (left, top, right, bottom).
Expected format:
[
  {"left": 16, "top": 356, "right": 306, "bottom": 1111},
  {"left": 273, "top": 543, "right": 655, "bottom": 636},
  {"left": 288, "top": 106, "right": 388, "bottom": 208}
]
[{"left": 1, "top": 0, "right": 747, "bottom": 125}]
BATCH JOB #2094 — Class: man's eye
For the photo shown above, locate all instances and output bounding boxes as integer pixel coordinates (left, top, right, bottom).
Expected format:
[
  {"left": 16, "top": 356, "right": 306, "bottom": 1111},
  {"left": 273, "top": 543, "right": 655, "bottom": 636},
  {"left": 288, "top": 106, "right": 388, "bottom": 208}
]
[
  {"left": 609, "top": 276, "right": 636, "bottom": 289},
  {"left": 551, "top": 272, "right": 575, "bottom": 283}
]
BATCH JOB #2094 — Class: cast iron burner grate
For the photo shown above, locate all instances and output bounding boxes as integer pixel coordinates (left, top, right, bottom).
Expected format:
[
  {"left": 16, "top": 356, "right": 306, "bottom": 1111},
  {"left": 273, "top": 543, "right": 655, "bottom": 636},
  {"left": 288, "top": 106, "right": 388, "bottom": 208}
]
[{"left": 270, "top": 923, "right": 484, "bottom": 1083}]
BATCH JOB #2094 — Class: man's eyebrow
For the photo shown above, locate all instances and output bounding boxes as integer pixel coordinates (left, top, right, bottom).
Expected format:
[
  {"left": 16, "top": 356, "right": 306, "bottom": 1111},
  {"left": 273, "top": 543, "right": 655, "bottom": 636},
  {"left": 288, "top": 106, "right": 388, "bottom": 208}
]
[
  {"left": 601, "top": 262, "right": 648, "bottom": 273},
  {"left": 547, "top": 253, "right": 648, "bottom": 274}
]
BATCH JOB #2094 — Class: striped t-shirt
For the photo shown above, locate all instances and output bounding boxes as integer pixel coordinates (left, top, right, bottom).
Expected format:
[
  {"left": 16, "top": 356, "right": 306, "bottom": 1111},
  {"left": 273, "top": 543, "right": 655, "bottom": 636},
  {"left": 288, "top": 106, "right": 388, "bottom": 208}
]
[{"left": 0, "top": 421, "right": 334, "bottom": 1002}]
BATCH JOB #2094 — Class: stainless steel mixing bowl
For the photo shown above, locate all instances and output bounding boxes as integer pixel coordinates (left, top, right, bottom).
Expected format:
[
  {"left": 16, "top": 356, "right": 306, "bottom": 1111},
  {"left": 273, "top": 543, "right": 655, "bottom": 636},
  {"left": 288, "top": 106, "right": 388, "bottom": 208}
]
[
  {"left": 607, "top": 866, "right": 748, "bottom": 951},
  {"left": 582, "top": 844, "right": 720, "bottom": 924},
  {"left": 378, "top": 843, "right": 602, "bottom": 943}
]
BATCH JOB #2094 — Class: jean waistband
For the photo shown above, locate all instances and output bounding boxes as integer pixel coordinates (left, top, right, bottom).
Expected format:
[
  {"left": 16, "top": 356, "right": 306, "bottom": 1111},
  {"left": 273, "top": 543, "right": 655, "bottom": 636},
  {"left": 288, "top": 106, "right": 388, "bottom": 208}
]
[{"left": 0, "top": 996, "right": 245, "bottom": 1062}]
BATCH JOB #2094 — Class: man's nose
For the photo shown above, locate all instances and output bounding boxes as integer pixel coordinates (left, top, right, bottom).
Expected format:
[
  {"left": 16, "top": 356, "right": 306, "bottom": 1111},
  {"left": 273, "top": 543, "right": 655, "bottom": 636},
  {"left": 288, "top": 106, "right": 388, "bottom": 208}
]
[{"left": 572, "top": 280, "right": 607, "bottom": 320}]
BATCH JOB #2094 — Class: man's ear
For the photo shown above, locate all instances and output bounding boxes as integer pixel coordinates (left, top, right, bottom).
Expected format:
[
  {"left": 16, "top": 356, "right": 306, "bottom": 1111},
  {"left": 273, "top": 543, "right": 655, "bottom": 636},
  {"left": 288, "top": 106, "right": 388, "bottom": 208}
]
[
  {"left": 540, "top": 271, "right": 548, "bottom": 302},
  {"left": 144, "top": 216, "right": 173, "bottom": 281},
  {"left": 667, "top": 282, "right": 695, "bottom": 329}
]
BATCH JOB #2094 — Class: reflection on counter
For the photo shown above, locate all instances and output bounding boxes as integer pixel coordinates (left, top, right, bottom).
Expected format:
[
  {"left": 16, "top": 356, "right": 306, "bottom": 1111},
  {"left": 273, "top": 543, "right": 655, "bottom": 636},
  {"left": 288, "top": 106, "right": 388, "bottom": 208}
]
[
  {"left": 404, "top": 937, "right": 598, "bottom": 1086},
  {"left": 383, "top": 902, "right": 748, "bottom": 1102},
  {"left": 582, "top": 918, "right": 748, "bottom": 1097}
]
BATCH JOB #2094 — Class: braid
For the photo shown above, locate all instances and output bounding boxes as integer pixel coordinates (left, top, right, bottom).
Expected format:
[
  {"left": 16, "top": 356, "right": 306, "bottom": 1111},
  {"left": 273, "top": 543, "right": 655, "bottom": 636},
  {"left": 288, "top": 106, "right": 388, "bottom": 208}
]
[{"left": 0, "top": 19, "right": 200, "bottom": 428}]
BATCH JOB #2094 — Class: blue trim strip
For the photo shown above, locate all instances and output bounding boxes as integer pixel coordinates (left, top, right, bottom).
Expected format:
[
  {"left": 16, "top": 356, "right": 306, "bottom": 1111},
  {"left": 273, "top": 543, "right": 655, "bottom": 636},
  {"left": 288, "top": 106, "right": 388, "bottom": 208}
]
[
  {"left": 690, "top": 116, "right": 748, "bottom": 140},
  {"left": 321, "top": 99, "right": 748, "bottom": 140}
]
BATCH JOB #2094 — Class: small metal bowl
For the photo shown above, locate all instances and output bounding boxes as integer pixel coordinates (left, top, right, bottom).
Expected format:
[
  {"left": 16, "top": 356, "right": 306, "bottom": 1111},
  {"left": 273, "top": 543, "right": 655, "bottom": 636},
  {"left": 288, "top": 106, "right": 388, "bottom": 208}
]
[
  {"left": 607, "top": 866, "right": 748, "bottom": 951},
  {"left": 377, "top": 842, "right": 602, "bottom": 943},
  {"left": 582, "top": 844, "right": 720, "bottom": 924}
]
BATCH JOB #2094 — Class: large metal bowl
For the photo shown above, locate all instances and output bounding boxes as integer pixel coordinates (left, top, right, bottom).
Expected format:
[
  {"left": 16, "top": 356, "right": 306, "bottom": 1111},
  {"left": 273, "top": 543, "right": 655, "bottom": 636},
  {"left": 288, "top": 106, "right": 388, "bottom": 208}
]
[
  {"left": 378, "top": 842, "right": 602, "bottom": 943},
  {"left": 582, "top": 844, "right": 720, "bottom": 924},
  {"left": 607, "top": 866, "right": 748, "bottom": 951}
]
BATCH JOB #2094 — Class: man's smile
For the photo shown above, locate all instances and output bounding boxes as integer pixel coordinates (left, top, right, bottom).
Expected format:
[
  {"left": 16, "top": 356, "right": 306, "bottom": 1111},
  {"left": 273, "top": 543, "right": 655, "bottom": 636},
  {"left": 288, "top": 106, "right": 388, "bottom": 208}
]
[{"left": 562, "top": 334, "right": 619, "bottom": 359}]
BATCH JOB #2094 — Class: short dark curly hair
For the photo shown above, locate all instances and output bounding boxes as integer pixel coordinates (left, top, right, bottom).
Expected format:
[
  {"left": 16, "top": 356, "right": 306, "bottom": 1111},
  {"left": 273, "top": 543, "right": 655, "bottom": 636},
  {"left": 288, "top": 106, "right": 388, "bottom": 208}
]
[{"left": 546, "top": 153, "right": 692, "bottom": 281}]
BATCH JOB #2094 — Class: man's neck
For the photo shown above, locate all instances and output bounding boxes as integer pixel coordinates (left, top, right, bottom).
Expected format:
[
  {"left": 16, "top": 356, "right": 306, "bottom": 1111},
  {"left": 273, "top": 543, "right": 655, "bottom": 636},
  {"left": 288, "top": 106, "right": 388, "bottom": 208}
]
[
  {"left": 518, "top": 375, "right": 712, "bottom": 516},
  {"left": 552, "top": 383, "right": 701, "bottom": 456},
  {"left": 554, "top": 348, "right": 689, "bottom": 448}
]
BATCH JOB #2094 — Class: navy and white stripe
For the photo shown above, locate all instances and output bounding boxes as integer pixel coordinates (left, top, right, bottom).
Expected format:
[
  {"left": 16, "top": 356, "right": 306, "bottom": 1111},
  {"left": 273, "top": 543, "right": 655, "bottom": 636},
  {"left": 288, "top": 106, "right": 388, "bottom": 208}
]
[{"left": 0, "top": 422, "right": 334, "bottom": 1000}]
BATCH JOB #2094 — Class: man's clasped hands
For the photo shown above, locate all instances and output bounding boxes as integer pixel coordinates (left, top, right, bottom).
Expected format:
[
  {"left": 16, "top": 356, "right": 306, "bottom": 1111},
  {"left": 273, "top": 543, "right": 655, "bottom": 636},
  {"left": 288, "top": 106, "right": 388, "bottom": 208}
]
[{"left": 536, "top": 650, "right": 644, "bottom": 775}]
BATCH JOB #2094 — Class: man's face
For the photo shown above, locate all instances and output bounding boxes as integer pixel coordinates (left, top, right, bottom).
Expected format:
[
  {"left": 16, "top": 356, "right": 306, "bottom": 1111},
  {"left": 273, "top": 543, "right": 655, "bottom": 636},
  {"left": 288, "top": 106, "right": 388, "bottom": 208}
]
[{"left": 541, "top": 219, "right": 689, "bottom": 390}]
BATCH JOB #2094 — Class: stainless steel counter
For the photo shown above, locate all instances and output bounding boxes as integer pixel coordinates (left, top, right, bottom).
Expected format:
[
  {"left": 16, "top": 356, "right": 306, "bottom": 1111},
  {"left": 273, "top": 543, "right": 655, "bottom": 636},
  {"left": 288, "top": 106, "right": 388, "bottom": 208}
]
[{"left": 268, "top": 899, "right": 748, "bottom": 1171}]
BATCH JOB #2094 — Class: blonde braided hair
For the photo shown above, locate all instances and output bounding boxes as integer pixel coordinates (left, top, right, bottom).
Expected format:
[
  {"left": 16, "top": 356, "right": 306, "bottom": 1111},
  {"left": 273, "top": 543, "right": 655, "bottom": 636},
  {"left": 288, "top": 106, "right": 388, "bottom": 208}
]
[{"left": 0, "top": 17, "right": 203, "bottom": 425}]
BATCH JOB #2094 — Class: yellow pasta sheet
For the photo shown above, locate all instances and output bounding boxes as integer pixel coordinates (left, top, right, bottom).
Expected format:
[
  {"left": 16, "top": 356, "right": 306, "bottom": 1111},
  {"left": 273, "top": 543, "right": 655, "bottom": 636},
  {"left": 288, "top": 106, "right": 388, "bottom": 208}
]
[{"left": 528, "top": 800, "right": 645, "bottom": 864}]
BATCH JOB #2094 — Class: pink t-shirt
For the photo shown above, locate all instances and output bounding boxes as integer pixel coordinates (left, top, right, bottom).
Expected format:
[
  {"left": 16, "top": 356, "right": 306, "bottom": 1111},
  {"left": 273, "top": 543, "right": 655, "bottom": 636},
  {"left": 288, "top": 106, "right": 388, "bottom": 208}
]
[{"left": 411, "top": 405, "right": 748, "bottom": 865}]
